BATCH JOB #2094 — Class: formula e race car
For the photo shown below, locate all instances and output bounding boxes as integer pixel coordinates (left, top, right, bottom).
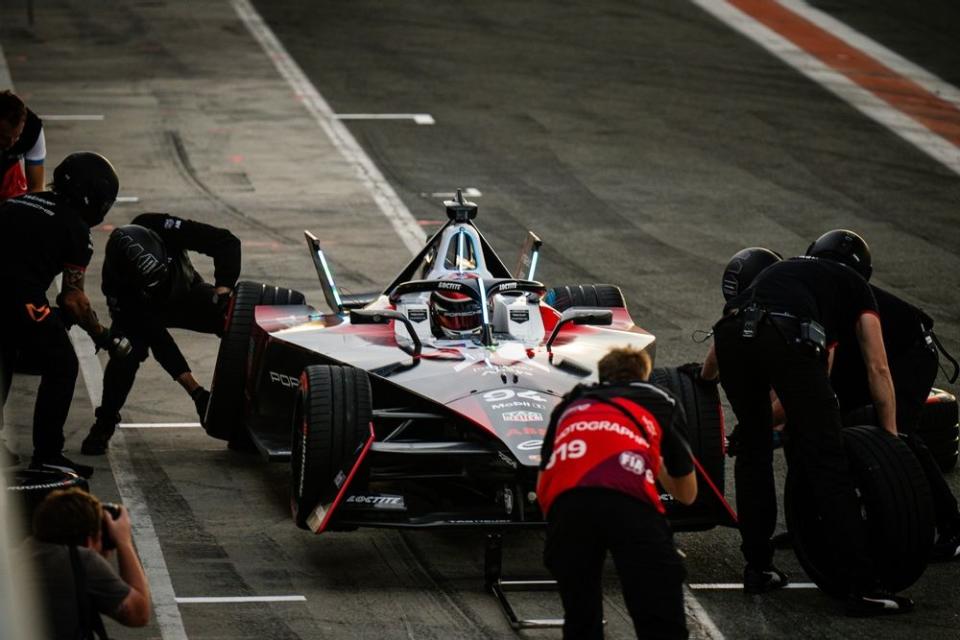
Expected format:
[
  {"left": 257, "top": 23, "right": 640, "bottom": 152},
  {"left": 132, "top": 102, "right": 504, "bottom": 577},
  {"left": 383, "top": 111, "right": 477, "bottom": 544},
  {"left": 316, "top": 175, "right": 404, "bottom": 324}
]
[{"left": 203, "top": 191, "right": 734, "bottom": 535}]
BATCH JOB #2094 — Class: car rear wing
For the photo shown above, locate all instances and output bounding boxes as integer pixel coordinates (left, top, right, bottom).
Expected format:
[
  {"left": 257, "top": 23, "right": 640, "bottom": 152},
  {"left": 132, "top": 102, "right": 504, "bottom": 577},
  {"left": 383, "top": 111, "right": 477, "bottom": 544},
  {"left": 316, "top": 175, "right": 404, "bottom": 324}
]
[{"left": 513, "top": 231, "right": 542, "bottom": 280}]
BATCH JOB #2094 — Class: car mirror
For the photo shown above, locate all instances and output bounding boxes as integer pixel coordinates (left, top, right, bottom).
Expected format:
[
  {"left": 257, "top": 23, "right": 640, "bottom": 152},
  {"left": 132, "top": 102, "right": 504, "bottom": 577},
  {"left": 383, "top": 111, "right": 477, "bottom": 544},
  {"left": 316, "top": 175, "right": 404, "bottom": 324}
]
[{"left": 350, "top": 309, "right": 422, "bottom": 357}]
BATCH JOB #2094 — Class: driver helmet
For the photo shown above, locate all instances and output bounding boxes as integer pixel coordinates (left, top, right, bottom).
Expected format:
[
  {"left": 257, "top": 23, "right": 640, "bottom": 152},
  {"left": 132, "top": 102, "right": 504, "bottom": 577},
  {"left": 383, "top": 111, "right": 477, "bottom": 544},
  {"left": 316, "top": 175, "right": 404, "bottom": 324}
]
[
  {"left": 52, "top": 152, "right": 119, "bottom": 227},
  {"left": 806, "top": 229, "right": 872, "bottom": 281},
  {"left": 721, "top": 247, "right": 782, "bottom": 301},
  {"left": 431, "top": 278, "right": 483, "bottom": 339},
  {"left": 105, "top": 224, "right": 170, "bottom": 294}
]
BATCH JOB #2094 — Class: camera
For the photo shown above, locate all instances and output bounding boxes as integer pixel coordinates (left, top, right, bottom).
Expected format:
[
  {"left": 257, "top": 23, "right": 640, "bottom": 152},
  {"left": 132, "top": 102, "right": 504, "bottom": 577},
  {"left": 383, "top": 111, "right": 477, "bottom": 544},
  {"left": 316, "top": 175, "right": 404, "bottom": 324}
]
[{"left": 101, "top": 502, "right": 122, "bottom": 550}]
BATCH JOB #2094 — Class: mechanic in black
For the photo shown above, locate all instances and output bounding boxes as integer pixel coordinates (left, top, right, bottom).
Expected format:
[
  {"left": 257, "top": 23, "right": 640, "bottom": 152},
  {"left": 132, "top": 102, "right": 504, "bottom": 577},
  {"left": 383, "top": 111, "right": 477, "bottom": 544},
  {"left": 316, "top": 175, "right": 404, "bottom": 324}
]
[
  {"left": 537, "top": 346, "right": 697, "bottom": 640},
  {"left": 713, "top": 229, "right": 913, "bottom": 615},
  {"left": 80, "top": 214, "right": 241, "bottom": 455},
  {"left": 0, "top": 152, "right": 125, "bottom": 478},
  {"left": 0, "top": 90, "right": 46, "bottom": 200},
  {"left": 831, "top": 285, "right": 960, "bottom": 561}
]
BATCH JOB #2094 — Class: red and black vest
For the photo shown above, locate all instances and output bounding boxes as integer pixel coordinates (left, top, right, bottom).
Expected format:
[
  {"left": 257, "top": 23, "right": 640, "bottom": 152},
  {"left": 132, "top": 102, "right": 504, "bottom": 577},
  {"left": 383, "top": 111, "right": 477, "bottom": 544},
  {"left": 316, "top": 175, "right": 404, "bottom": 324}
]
[{"left": 537, "top": 383, "right": 678, "bottom": 516}]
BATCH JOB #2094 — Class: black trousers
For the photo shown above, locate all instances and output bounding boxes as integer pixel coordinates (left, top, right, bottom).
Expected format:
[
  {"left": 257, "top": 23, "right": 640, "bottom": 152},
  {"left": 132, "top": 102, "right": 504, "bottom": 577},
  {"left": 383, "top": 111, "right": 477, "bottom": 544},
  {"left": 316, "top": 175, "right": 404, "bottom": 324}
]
[
  {"left": 544, "top": 488, "right": 688, "bottom": 640},
  {"left": 0, "top": 303, "right": 79, "bottom": 458},
  {"left": 100, "top": 282, "right": 224, "bottom": 417},
  {"left": 714, "top": 318, "right": 876, "bottom": 592}
]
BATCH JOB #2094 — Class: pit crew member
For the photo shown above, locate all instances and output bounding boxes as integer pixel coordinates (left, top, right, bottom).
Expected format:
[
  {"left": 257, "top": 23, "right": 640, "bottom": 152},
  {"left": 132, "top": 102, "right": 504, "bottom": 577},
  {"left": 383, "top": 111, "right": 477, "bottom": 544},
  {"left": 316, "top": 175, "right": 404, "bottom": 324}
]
[
  {"left": 831, "top": 285, "right": 960, "bottom": 561},
  {"left": 0, "top": 152, "right": 123, "bottom": 478},
  {"left": 0, "top": 90, "right": 46, "bottom": 200},
  {"left": 537, "top": 346, "right": 696, "bottom": 639},
  {"left": 713, "top": 229, "right": 913, "bottom": 615},
  {"left": 81, "top": 214, "right": 241, "bottom": 455}
]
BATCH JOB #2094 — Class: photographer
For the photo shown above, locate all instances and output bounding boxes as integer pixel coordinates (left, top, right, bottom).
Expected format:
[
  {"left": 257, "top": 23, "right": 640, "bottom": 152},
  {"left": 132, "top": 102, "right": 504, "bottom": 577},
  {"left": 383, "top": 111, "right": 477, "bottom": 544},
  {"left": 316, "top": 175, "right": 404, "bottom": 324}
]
[
  {"left": 537, "top": 346, "right": 696, "bottom": 639},
  {"left": 26, "top": 488, "right": 150, "bottom": 639}
]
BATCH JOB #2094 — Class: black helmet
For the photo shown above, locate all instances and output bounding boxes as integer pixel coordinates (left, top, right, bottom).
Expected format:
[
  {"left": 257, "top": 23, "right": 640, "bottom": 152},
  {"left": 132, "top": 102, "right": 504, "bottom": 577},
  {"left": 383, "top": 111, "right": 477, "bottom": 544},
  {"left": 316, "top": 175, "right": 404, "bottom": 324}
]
[
  {"left": 806, "top": 229, "right": 872, "bottom": 281},
  {"left": 52, "top": 152, "right": 119, "bottom": 227},
  {"left": 105, "top": 224, "right": 169, "bottom": 292},
  {"left": 721, "top": 247, "right": 781, "bottom": 301}
]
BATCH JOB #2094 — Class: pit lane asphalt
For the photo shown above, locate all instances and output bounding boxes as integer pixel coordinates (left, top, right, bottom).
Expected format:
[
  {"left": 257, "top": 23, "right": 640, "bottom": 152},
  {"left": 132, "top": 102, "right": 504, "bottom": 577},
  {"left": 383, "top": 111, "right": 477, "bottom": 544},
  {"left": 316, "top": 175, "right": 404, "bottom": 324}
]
[{"left": 2, "top": 0, "right": 959, "bottom": 638}]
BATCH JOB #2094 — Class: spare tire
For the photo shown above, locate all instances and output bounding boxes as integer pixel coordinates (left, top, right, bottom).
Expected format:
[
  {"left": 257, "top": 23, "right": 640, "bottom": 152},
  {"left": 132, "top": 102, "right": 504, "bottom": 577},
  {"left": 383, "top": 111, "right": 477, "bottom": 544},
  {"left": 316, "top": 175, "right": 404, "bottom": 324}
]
[
  {"left": 5, "top": 469, "right": 88, "bottom": 538},
  {"left": 785, "top": 425, "right": 934, "bottom": 597},
  {"left": 649, "top": 364, "right": 733, "bottom": 530},
  {"left": 205, "top": 281, "right": 306, "bottom": 446},
  {"left": 291, "top": 364, "right": 372, "bottom": 531},
  {"left": 544, "top": 284, "right": 625, "bottom": 311}
]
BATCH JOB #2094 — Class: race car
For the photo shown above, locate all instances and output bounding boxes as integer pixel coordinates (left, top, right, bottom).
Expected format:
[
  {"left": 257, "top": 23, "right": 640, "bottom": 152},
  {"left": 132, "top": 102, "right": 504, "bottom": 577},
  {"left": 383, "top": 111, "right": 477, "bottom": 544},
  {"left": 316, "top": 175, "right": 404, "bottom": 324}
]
[{"left": 203, "top": 191, "right": 733, "bottom": 534}]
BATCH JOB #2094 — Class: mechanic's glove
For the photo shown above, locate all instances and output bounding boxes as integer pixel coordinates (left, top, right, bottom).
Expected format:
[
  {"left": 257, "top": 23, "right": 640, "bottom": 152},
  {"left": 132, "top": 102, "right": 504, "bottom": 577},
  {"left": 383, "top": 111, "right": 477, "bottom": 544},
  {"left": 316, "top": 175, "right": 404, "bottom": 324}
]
[
  {"left": 213, "top": 288, "right": 233, "bottom": 319},
  {"left": 725, "top": 424, "right": 741, "bottom": 457},
  {"left": 93, "top": 327, "right": 132, "bottom": 359},
  {"left": 191, "top": 386, "right": 211, "bottom": 423},
  {"left": 725, "top": 424, "right": 784, "bottom": 458}
]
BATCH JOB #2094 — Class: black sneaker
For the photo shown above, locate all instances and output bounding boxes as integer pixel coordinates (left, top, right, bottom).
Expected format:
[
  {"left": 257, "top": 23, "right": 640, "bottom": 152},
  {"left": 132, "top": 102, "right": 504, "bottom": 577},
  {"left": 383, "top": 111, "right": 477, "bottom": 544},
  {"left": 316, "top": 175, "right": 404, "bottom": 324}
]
[
  {"left": 1, "top": 443, "right": 20, "bottom": 468},
  {"left": 81, "top": 408, "right": 120, "bottom": 456},
  {"left": 743, "top": 564, "right": 789, "bottom": 594},
  {"left": 846, "top": 590, "right": 914, "bottom": 617},
  {"left": 931, "top": 524, "right": 960, "bottom": 562},
  {"left": 30, "top": 454, "right": 94, "bottom": 479}
]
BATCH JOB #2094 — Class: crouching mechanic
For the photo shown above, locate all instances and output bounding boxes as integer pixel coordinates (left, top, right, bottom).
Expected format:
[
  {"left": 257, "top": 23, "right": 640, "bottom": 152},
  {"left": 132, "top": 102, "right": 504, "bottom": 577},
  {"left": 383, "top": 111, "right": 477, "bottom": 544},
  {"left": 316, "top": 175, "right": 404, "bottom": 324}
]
[
  {"left": 831, "top": 285, "right": 960, "bottom": 561},
  {"left": 0, "top": 152, "right": 125, "bottom": 478},
  {"left": 81, "top": 214, "right": 241, "bottom": 454},
  {"left": 26, "top": 488, "right": 150, "bottom": 638},
  {"left": 537, "top": 346, "right": 697, "bottom": 640}
]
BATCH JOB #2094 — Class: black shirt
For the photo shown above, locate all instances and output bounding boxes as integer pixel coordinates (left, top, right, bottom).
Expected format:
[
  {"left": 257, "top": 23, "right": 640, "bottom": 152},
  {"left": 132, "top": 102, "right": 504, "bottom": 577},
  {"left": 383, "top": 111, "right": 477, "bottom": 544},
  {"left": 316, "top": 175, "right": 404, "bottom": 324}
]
[
  {"left": 0, "top": 191, "right": 92, "bottom": 302},
  {"left": 102, "top": 213, "right": 241, "bottom": 310},
  {"left": 0, "top": 109, "right": 42, "bottom": 171},
  {"left": 724, "top": 256, "right": 878, "bottom": 345},
  {"left": 540, "top": 381, "right": 693, "bottom": 478},
  {"left": 831, "top": 286, "right": 932, "bottom": 410}
]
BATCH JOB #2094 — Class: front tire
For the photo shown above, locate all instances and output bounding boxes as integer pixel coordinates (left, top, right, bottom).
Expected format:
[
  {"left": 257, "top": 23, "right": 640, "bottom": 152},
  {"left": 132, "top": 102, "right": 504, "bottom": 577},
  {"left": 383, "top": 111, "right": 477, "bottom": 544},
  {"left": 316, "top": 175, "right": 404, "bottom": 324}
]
[
  {"left": 205, "top": 281, "right": 305, "bottom": 447},
  {"left": 544, "top": 284, "right": 625, "bottom": 311},
  {"left": 649, "top": 365, "right": 731, "bottom": 529},
  {"left": 290, "top": 365, "right": 372, "bottom": 530}
]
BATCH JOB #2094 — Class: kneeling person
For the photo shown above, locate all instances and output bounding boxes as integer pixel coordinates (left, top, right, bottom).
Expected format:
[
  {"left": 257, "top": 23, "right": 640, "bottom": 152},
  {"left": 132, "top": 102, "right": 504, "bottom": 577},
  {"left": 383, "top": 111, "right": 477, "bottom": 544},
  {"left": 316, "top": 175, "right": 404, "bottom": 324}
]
[
  {"left": 82, "top": 214, "right": 241, "bottom": 454},
  {"left": 537, "top": 346, "right": 697, "bottom": 640}
]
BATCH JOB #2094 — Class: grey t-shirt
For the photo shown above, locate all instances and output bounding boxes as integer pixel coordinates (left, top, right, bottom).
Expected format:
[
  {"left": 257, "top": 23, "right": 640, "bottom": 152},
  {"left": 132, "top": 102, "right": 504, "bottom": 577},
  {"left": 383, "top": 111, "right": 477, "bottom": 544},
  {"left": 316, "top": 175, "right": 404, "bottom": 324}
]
[{"left": 25, "top": 539, "right": 130, "bottom": 639}]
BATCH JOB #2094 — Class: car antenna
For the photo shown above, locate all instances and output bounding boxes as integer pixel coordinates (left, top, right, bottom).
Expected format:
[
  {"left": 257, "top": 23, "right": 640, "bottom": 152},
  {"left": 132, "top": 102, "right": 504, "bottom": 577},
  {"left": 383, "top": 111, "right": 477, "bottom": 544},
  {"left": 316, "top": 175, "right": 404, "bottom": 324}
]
[{"left": 444, "top": 188, "right": 478, "bottom": 222}]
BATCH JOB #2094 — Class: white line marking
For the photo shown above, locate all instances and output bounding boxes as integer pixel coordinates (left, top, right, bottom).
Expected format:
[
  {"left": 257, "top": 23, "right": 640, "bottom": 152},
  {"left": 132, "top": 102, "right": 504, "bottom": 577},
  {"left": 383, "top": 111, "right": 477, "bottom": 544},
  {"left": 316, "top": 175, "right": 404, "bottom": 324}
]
[
  {"left": 425, "top": 187, "right": 483, "bottom": 198},
  {"left": 779, "top": 0, "right": 960, "bottom": 111},
  {"left": 175, "top": 595, "right": 306, "bottom": 604},
  {"left": 688, "top": 583, "right": 818, "bottom": 590},
  {"left": 691, "top": 0, "right": 960, "bottom": 177},
  {"left": 120, "top": 423, "right": 202, "bottom": 429},
  {"left": 335, "top": 113, "right": 435, "bottom": 125},
  {"left": 110, "top": 431, "right": 189, "bottom": 639},
  {"left": 116, "top": 196, "right": 141, "bottom": 203},
  {"left": 232, "top": 0, "right": 425, "bottom": 257},
  {"left": 39, "top": 114, "right": 105, "bottom": 121},
  {"left": 683, "top": 587, "right": 726, "bottom": 640}
]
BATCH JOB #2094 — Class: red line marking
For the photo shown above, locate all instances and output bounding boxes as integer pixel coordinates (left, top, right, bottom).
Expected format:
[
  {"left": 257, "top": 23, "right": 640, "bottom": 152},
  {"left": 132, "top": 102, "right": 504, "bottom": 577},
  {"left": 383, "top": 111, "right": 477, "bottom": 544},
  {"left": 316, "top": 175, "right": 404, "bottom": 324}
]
[{"left": 729, "top": 0, "right": 960, "bottom": 148}]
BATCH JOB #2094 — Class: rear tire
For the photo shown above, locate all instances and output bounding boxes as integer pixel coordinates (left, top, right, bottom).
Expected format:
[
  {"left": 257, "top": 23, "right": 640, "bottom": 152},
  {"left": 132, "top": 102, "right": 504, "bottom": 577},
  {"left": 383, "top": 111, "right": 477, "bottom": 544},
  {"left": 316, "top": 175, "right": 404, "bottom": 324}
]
[
  {"left": 649, "top": 365, "right": 731, "bottom": 529},
  {"left": 205, "top": 281, "right": 306, "bottom": 447},
  {"left": 290, "top": 365, "right": 372, "bottom": 530},
  {"left": 786, "top": 425, "right": 934, "bottom": 597},
  {"left": 544, "top": 284, "right": 625, "bottom": 311}
]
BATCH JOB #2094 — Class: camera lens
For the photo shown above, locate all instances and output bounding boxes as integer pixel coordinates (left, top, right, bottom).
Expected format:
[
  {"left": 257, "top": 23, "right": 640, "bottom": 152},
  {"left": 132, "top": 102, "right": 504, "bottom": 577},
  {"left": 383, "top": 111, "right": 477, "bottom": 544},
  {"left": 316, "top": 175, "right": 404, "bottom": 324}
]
[{"left": 101, "top": 503, "right": 121, "bottom": 551}]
